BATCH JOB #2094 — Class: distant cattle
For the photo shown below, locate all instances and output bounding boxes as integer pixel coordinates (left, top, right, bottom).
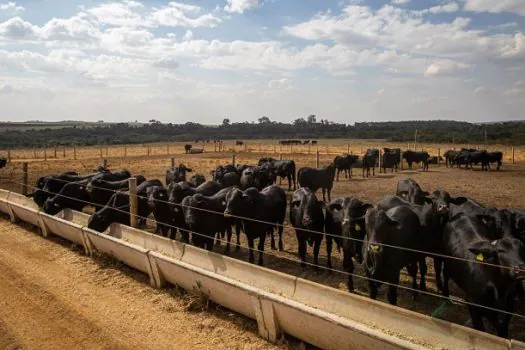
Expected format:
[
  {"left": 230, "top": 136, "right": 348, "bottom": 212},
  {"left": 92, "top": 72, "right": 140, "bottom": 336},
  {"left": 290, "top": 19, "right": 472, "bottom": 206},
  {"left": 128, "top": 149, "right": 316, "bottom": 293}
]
[
  {"left": 236, "top": 141, "right": 244, "bottom": 146},
  {"left": 279, "top": 140, "right": 302, "bottom": 145},
  {"left": 258, "top": 157, "right": 296, "bottom": 191},
  {"left": 334, "top": 154, "right": 359, "bottom": 181},
  {"left": 381, "top": 148, "right": 401, "bottom": 173},
  {"left": 298, "top": 164, "right": 336, "bottom": 202},
  {"left": 184, "top": 144, "right": 192, "bottom": 154},
  {"left": 443, "top": 150, "right": 457, "bottom": 167},
  {"left": 0, "top": 157, "right": 6, "bottom": 169},
  {"left": 303, "top": 140, "right": 310, "bottom": 145},
  {"left": 362, "top": 149, "right": 379, "bottom": 178},
  {"left": 402, "top": 150, "right": 430, "bottom": 171}
]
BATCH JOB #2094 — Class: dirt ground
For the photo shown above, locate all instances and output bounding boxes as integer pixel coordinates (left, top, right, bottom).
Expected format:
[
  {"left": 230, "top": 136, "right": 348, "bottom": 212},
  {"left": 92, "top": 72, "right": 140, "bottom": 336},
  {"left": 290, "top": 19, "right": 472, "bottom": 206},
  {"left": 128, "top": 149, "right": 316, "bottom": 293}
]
[
  {"left": 0, "top": 217, "right": 308, "bottom": 350},
  {"left": 1, "top": 141, "right": 525, "bottom": 344}
]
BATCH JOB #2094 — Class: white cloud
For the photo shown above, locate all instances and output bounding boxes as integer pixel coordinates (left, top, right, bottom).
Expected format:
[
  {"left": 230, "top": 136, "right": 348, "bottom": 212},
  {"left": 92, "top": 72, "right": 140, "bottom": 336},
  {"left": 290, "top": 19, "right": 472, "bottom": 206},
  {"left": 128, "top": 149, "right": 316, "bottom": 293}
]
[
  {"left": 0, "top": 82, "right": 14, "bottom": 94},
  {"left": 377, "top": 88, "right": 385, "bottom": 95},
  {"left": 87, "top": 1, "right": 145, "bottom": 27},
  {"left": 152, "top": 56, "right": 179, "bottom": 69},
  {"left": 0, "top": 2, "right": 24, "bottom": 14},
  {"left": 0, "top": 17, "right": 39, "bottom": 40},
  {"left": 391, "top": 0, "right": 410, "bottom": 5},
  {"left": 463, "top": 0, "right": 525, "bottom": 17},
  {"left": 183, "top": 29, "right": 193, "bottom": 40},
  {"left": 224, "top": 0, "right": 260, "bottom": 14},
  {"left": 516, "top": 80, "right": 525, "bottom": 86},
  {"left": 148, "top": 2, "right": 221, "bottom": 27},
  {"left": 474, "top": 86, "right": 485, "bottom": 93},
  {"left": 424, "top": 60, "right": 471, "bottom": 77},
  {"left": 415, "top": 2, "right": 460, "bottom": 15},
  {"left": 504, "top": 88, "right": 525, "bottom": 96}
]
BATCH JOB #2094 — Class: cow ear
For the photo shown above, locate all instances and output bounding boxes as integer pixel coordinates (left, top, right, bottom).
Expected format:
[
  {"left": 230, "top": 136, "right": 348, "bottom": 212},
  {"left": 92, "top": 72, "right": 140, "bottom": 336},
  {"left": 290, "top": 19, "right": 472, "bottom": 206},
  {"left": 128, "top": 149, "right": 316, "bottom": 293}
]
[
  {"left": 468, "top": 240, "right": 497, "bottom": 261},
  {"left": 451, "top": 196, "right": 468, "bottom": 205}
]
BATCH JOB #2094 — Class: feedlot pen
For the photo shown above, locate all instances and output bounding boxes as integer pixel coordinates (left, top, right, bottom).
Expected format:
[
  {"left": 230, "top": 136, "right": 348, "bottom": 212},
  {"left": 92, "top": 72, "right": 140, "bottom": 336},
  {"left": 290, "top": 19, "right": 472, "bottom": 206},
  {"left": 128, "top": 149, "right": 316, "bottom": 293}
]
[{"left": 1, "top": 140, "right": 525, "bottom": 346}]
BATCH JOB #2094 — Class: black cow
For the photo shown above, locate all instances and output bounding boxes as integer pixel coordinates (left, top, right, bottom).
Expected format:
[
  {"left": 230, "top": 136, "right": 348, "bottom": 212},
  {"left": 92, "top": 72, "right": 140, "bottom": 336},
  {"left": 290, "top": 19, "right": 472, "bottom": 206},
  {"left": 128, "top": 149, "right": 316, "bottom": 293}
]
[
  {"left": 442, "top": 213, "right": 525, "bottom": 337},
  {"left": 87, "top": 180, "right": 162, "bottom": 232},
  {"left": 86, "top": 175, "right": 146, "bottom": 210},
  {"left": 184, "top": 144, "right": 192, "bottom": 153},
  {"left": 32, "top": 171, "right": 96, "bottom": 207},
  {"left": 333, "top": 154, "right": 359, "bottom": 181},
  {"left": 0, "top": 157, "right": 6, "bottom": 169},
  {"left": 42, "top": 170, "right": 131, "bottom": 215},
  {"left": 224, "top": 185, "right": 287, "bottom": 263},
  {"left": 487, "top": 151, "right": 503, "bottom": 171},
  {"left": 183, "top": 187, "right": 238, "bottom": 251},
  {"left": 325, "top": 197, "right": 373, "bottom": 291},
  {"left": 364, "top": 206, "right": 422, "bottom": 305},
  {"left": 258, "top": 157, "right": 296, "bottom": 191},
  {"left": 240, "top": 166, "right": 273, "bottom": 191},
  {"left": 427, "top": 156, "right": 443, "bottom": 165},
  {"left": 289, "top": 188, "right": 325, "bottom": 268},
  {"left": 362, "top": 149, "right": 379, "bottom": 178},
  {"left": 444, "top": 150, "right": 457, "bottom": 167},
  {"left": 381, "top": 148, "right": 401, "bottom": 173},
  {"left": 236, "top": 164, "right": 251, "bottom": 175},
  {"left": 219, "top": 172, "right": 240, "bottom": 188},
  {"left": 147, "top": 186, "right": 172, "bottom": 237},
  {"left": 210, "top": 164, "right": 237, "bottom": 181},
  {"left": 402, "top": 150, "right": 430, "bottom": 171},
  {"left": 236, "top": 141, "right": 244, "bottom": 146},
  {"left": 188, "top": 174, "right": 206, "bottom": 187},
  {"left": 396, "top": 178, "right": 429, "bottom": 205},
  {"left": 297, "top": 163, "right": 336, "bottom": 202},
  {"left": 166, "top": 164, "right": 192, "bottom": 184}
]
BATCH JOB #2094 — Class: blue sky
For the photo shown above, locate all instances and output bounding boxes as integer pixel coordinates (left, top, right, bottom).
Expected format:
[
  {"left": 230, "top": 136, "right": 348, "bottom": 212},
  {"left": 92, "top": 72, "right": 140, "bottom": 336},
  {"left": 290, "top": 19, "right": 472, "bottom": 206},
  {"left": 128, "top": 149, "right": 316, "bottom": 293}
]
[{"left": 0, "top": 0, "right": 524, "bottom": 124}]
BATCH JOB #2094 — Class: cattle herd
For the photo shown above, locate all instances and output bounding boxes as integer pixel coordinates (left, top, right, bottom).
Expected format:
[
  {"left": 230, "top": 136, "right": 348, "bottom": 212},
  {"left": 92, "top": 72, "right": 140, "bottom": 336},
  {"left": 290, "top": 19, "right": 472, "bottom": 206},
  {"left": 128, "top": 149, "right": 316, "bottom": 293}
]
[{"left": 18, "top": 143, "right": 523, "bottom": 339}]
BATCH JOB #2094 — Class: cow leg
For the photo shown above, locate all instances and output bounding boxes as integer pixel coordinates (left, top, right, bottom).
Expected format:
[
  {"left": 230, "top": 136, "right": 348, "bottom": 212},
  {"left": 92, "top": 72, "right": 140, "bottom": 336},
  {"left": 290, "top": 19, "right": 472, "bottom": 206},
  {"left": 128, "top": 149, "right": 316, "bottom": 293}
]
[
  {"left": 326, "top": 235, "right": 333, "bottom": 269},
  {"left": 336, "top": 170, "right": 339, "bottom": 182},
  {"left": 368, "top": 279, "right": 378, "bottom": 300},
  {"left": 418, "top": 257, "right": 427, "bottom": 291},
  {"left": 206, "top": 234, "right": 214, "bottom": 252},
  {"left": 468, "top": 305, "right": 485, "bottom": 332},
  {"left": 287, "top": 174, "right": 292, "bottom": 191},
  {"left": 343, "top": 251, "right": 355, "bottom": 292},
  {"left": 350, "top": 167, "right": 353, "bottom": 178},
  {"left": 247, "top": 238, "right": 255, "bottom": 264},
  {"left": 322, "top": 188, "right": 326, "bottom": 202},
  {"left": 387, "top": 273, "right": 400, "bottom": 306},
  {"left": 406, "top": 262, "right": 419, "bottom": 299},
  {"left": 442, "top": 262, "right": 450, "bottom": 297},
  {"left": 313, "top": 238, "right": 321, "bottom": 270},
  {"left": 215, "top": 231, "right": 221, "bottom": 246},
  {"left": 270, "top": 228, "right": 276, "bottom": 250},
  {"left": 327, "top": 188, "right": 332, "bottom": 202},
  {"left": 297, "top": 234, "right": 307, "bottom": 269},
  {"left": 372, "top": 167, "right": 375, "bottom": 177},
  {"left": 434, "top": 257, "right": 444, "bottom": 292},
  {"left": 257, "top": 234, "right": 265, "bottom": 266}
]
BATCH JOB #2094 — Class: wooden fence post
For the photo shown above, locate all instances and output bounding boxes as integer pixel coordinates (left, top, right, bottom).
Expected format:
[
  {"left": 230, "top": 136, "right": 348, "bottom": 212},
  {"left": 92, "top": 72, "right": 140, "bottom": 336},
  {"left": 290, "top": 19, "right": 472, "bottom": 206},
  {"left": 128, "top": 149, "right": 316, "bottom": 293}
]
[
  {"left": 129, "top": 177, "right": 138, "bottom": 228},
  {"left": 167, "top": 144, "right": 169, "bottom": 155},
  {"left": 106, "top": 146, "right": 108, "bottom": 157},
  {"left": 347, "top": 144, "right": 350, "bottom": 154},
  {"left": 124, "top": 146, "right": 127, "bottom": 157},
  {"left": 232, "top": 152, "right": 236, "bottom": 166},
  {"left": 54, "top": 146, "right": 57, "bottom": 158},
  {"left": 438, "top": 148, "right": 441, "bottom": 167},
  {"left": 63, "top": 148, "right": 66, "bottom": 158},
  {"left": 73, "top": 147, "right": 77, "bottom": 160},
  {"left": 171, "top": 157, "right": 176, "bottom": 167},
  {"left": 22, "top": 162, "right": 28, "bottom": 195},
  {"left": 147, "top": 146, "right": 151, "bottom": 156},
  {"left": 279, "top": 153, "right": 283, "bottom": 161},
  {"left": 214, "top": 142, "right": 217, "bottom": 152},
  {"left": 290, "top": 145, "right": 293, "bottom": 154},
  {"left": 378, "top": 150, "right": 382, "bottom": 173},
  {"left": 99, "top": 148, "right": 103, "bottom": 158},
  {"left": 512, "top": 147, "right": 515, "bottom": 164},
  {"left": 7, "top": 149, "right": 11, "bottom": 162},
  {"left": 316, "top": 151, "right": 320, "bottom": 168},
  {"left": 102, "top": 158, "right": 108, "bottom": 169},
  {"left": 44, "top": 148, "right": 47, "bottom": 161},
  {"left": 33, "top": 148, "right": 36, "bottom": 159}
]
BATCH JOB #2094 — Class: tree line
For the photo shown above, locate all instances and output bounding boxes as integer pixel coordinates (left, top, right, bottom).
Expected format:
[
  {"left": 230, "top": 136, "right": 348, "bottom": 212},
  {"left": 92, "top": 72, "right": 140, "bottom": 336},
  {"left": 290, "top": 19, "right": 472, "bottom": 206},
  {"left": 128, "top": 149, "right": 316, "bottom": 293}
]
[{"left": 0, "top": 118, "right": 524, "bottom": 148}]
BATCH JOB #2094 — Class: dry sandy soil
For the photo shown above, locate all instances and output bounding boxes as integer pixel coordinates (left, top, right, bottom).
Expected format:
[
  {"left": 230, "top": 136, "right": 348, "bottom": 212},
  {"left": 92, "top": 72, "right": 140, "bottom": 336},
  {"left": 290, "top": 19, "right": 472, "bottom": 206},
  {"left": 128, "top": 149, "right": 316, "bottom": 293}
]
[{"left": 1, "top": 141, "right": 524, "bottom": 346}]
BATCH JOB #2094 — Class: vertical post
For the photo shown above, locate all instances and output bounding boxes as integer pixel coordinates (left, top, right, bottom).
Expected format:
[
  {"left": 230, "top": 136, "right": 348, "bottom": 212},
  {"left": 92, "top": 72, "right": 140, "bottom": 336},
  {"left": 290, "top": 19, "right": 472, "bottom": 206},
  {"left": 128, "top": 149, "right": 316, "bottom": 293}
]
[
  {"left": 63, "top": 148, "right": 66, "bottom": 158},
  {"left": 129, "top": 177, "right": 138, "bottom": 228},
  {"left": 44, "top": 148, "right": 47, "bottom": 161},
  {"left": 33, "top": 148, "right": 36, "bottom": 159},
  {"left": 214, "top": 142, "right": 217, "bottom": 152},
  {"left": 105, "top": 146, "right": 108, "bottom": 157},
  {"left": 22, "top": 162, "right": 28, "bottom": 195},
  {"left": 512, "top": 147, "right": 515, "bottom": 164},
  {"left": 309, "top": 143, "right": 311, "bottom": 154},
  {"left": 73, "top": 147, "right": 77, "bottom": 160},
  {"left": 147, "top": 146, "right": 151, "bottom": 156},
  {"left": 171, "top": 157, "right": 176, "bottom": 167},
  {"left": 258, "top": 143, "right": 261, "bottom": 153},
  {"left": 279, "top": 153, "right": 283, "bottom": 160},
  {"left": 7, "top": 149, "right": 11, "bottom": 162},
  {"left": 245, "top": 143, "right": 248, "bottom": 153},
  {"left": 100, "top": 148, "right": 103, "bottom": 158},
  {"left": 232, "top": 152, "right": 236, "bottom": 166},
  {"left": 316, "top": 151, "right": 320, "bottom": 168},
  {"left": 378, "top": 150, "right": 382, "bottom": 173},
  {"left": 347, "top": 144, "right": 350, "bottom": 154},
  {"left": 414, "top": 129, "right": 418, "bottom": 152},
  {"left": 102, "top": 158, "right": 108, "bottom": 169},
  {"left": 54, "top": 146, "right": 57, "bottom": 158},
  {"left": 290, "top": 145, "right": 293, "bottom": 154},
  {"left": 438, "top": 148, "right": 441, "bottom": 167},
  {"left": 274, "top": 142, "right": 276, "bottom": 153},
  {"left": 167, "top": 144, "right": 169, "bottom": 155},
  {"left": 326, "top": 144, "right": 328, "bottom": 155}
]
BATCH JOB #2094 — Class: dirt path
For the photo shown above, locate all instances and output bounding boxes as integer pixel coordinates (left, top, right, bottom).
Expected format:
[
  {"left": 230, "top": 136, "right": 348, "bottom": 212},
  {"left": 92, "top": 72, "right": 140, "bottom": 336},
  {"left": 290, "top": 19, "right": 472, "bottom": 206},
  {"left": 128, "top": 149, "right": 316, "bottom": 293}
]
[{"left": 0, "top": 217, "right": 295, "bottom": 350}]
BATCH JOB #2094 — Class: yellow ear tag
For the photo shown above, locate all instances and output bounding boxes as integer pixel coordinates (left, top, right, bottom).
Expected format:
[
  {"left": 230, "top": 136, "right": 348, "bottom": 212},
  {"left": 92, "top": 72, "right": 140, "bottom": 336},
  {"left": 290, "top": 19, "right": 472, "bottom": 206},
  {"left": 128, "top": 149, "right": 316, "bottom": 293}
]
[
  {"left": 355, "top": 224, "right": 361, "bottom": 232},
  {"left": 476, "top": 253, "right": 484, "bottom": 262}
]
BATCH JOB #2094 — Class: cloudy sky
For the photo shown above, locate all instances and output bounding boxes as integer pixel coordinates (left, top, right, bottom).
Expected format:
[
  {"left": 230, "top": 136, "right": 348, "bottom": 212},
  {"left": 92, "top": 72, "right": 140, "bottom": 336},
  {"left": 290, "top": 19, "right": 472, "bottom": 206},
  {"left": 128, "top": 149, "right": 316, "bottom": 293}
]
[{"left": 0, "top": 0, "right": 524, "bottom": 124}]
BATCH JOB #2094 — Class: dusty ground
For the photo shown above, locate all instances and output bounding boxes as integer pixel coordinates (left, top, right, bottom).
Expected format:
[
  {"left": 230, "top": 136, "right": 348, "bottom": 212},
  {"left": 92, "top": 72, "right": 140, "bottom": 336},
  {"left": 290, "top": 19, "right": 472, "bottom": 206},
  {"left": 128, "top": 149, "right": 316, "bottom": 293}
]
[
  {"left": 0, "top": 217, "right": 308, "bottom": 350},
  {"left": 1, "top": 141, "right": 524, "bottom": 344}
]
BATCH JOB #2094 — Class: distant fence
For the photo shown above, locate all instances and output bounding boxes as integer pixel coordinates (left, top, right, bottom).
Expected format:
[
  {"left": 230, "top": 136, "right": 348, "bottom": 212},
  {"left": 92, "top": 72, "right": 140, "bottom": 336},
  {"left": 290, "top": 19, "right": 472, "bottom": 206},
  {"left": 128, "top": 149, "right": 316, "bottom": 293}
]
[{"left": 0, "top": 141, "right": 521, "bottom": 165}]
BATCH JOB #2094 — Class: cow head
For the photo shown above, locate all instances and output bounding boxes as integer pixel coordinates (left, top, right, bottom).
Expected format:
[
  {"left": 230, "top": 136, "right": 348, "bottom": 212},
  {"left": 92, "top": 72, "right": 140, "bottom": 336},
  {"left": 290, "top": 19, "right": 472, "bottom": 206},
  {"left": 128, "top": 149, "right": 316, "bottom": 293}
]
[
  {"left": 290, "top": 188, "right": 324, "bottom": 231},
  {"left": 469, "top": 238, "right": 525, "bottom": 280}
]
